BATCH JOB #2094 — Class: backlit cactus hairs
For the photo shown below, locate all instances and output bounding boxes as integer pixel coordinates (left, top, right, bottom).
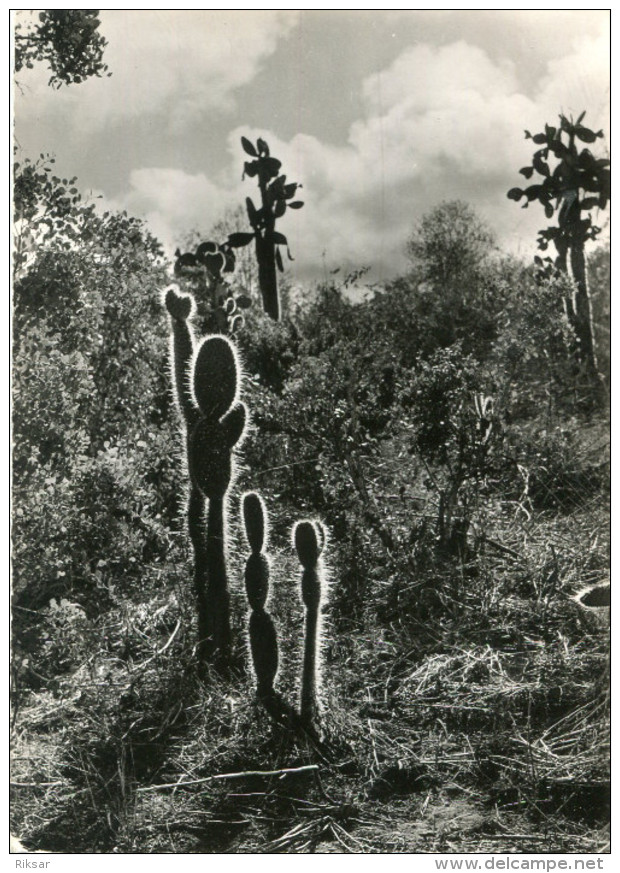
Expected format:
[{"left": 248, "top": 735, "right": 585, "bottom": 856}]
[{"left": 165, "top": 285, "right": 246, "bottom": 667}]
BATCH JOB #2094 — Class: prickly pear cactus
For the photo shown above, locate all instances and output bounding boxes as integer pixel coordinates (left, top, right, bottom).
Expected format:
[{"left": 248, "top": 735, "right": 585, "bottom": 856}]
[
  {"left": 242, "top": 492, "right": 279, "bottom": 698},
  {"left": 294, "top": 520, "right": 327, "bottom": 725},
  {"left": 165, "top": 285, "right": 246, "bottom": 667}
]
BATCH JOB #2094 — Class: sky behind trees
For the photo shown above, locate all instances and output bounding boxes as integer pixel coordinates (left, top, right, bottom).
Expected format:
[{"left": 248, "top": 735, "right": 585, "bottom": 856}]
[{"left": 14, "top": 9, "right": 610, "bottom": 283}]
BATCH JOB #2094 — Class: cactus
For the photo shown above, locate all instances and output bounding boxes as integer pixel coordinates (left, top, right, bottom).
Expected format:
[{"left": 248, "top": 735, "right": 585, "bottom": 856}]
[
  {"left": 165, "top": 285, "right": 246, "bottom": 667},
  {"left": 242, "top": 492, "right": 279, "bottom": 699},
  {"left": 227, "top": 136, "right": 304, "bottom": 322},
  {"left": 294, "top": 520, "right": 327, "bottom": 725},
  {"left": 173, "top": 241, "right": 251, "bottom": 336}
]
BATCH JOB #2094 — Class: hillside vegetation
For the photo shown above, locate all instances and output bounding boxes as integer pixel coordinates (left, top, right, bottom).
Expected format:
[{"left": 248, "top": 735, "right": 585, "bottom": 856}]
[{"left": 11, "top": 158, "right": 610, "bottom": 853}]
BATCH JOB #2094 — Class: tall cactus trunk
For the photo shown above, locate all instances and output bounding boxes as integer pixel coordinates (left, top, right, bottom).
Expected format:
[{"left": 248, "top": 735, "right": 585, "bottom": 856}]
[
  {"left": 255, "top": 228, "right": 279, "bottom": 321},
  {"left": 569, "top": 243, "right": 596, "bottom": 372},
  {"left": 187, "top": 486, "right": 209, "bottom": 658}
]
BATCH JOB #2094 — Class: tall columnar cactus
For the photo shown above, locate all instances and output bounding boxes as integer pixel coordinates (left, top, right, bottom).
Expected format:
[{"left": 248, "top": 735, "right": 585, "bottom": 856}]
[
  {"left": 165, "top": 285, "right": 246, "bottom": 667},
  {"left": 242, "top": 492, "right": 279, "bottom": 699},
  {"left": 294, "top": 520, "right": 327, "bottom": 725}
]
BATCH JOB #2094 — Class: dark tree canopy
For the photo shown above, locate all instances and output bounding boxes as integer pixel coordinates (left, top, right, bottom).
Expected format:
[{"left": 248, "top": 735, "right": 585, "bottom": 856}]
[{"left": 14, "top": 10, "right": 110, "bottom": 88}]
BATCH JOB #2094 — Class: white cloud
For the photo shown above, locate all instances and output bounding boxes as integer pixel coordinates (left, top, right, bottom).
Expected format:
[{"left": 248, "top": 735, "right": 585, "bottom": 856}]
[{"left": 105, "top": 32, "right": 610, "bottom": 281}]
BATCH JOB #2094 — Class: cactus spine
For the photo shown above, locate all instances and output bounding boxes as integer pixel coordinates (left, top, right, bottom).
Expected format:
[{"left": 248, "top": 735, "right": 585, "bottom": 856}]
[
  {"left": 294, "top": 520, "right": 326, "bottom": 725},
  {"left": 166, "top": 286, "right": 246, "bottom": 667},
  {"left": 242, "top": 492, "right": 279, "bottom": 699}
]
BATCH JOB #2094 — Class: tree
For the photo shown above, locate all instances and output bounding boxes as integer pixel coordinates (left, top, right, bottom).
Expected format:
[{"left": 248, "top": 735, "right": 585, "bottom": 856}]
[
  {"left": 404, "top": 201, "right": 503, "bottom": 355},
  {"left": 406, "top": 200, "right": 496, "bottom": 289},
  {"left": 507, "top": 112, "right": 610, "bottom": 380},
  {"left": 14, "top": 10, "right": 110, "bottom": 88}
]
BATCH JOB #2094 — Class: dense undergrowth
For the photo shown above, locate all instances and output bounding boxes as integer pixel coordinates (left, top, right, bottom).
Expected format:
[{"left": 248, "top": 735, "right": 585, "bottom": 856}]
[{"left": 11, "top": 177, "right": 610, "bottom": 853}]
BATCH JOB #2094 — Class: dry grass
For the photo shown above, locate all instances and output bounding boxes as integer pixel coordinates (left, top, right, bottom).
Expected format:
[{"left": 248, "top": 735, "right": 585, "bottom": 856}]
[{"left": 11, "top": 429, "right": 610, "bottom": 853}]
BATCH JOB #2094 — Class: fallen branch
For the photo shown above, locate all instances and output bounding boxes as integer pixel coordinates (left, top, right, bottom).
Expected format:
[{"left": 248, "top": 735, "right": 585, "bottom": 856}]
[{"left": 137, "top": 764, "right": 319, "bottom": 792}]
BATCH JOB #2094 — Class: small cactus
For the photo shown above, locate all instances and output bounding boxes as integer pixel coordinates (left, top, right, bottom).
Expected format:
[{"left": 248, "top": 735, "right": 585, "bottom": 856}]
[
  {"left": 242, "top": 492, "right": 279, "bottom": 698},
  {"left": 294, "top": 520, "right": 327, "bottom": 725}
]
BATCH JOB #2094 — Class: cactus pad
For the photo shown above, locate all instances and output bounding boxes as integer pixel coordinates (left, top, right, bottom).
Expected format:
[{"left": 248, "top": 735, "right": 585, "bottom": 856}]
[
  {"left": 249, "top": 610, "right": 278, "bottom": 693},
  {"left": 193, "top": 336, "right": 239, "bottom": 420},
  {"left": 294, "top": 521, "right": 323, "bottom": 569},
  {"left": 243, "top": 492, "right": 266, "bottom": 553},
  {"left": 245, "top": 553, "right": 270, "bottom": 611},
  {"left": 165, "top": 286, "right": 193, "bottom": 320}
]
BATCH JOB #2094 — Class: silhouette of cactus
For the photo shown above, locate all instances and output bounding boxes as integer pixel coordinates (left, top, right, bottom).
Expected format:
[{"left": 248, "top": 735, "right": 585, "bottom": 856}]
[
  {"left": 242, "top": 492, "right": 279, "bottom": 698},
  {"left": 294, "top": 520, "right": 327, "bottom": 725},
  {"left": 173, "top": 241, "right": 251, "bottom": 336},
  {"left": 226, "top": 136, "right": 304, "bottom": 322},
  {"left": 165, "top": 285, "right": 246, "bottom": 667}
]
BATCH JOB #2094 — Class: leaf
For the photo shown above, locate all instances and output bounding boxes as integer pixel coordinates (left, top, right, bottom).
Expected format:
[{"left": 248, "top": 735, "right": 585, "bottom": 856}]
[
  {"left": 288, "top": 201, "right": 304, "bottom": 209},
  {"left": 243, "top": 161, "right": 259, "bottom": 179},
  {"left": 544, "top": 202, "right": 554, "bottom": 219},
  {"left": 228, "top": 232, "right": 256, "bottom": 248},
  {"left": 257, "top": 138, "right": 270, "bottom": 156},
  {"left": 576, "top": 110, "right": 587, "bottom": 125},
  {"left": 532, "top": 133, "right": 547, "bottom": 145},
  {"left": 580, "top": 196, "right": 600, "bottom": 211},
  {"left": 272, "top": 231, "right": 288, "bottom": 246},
  {"left": 275, "top": 247, "right": 284, "bottom": 273},
  {"left": 507, "top": 188, "right": 524, "bottom": 201},
  {"left": 519, "top": 167, "right": 534, "bottom": 179},
  {"left": 241, "top": 136, "right": 257, "bottom": 157},
  {"left": 273, "top": 198, "right": 286, "bottom": 218}
]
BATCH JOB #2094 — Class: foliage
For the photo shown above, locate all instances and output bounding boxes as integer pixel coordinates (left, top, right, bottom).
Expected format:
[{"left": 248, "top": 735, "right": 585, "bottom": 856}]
[
  {"left": 401, "top": 201, "right": 507, "bottom": 356},
  {"left": 401, "top": 346, "right": 499, "bottom": 556},
  {"left": 14, "top": 10, "right": 110, "bottom": 88},
  {"left": 12, "top": 166, "right": 173, "bottom": 619}
]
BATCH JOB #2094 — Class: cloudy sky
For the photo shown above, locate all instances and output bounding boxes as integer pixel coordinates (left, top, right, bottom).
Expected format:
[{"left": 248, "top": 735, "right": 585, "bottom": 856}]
[{"left": 14, "top": 9, "right": 610, "bottom": 284}]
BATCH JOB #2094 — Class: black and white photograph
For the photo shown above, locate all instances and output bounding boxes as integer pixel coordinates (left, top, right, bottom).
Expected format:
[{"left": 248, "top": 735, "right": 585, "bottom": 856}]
[{"left": 11, "top": 9, "right": 610, "bottom": 857}]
